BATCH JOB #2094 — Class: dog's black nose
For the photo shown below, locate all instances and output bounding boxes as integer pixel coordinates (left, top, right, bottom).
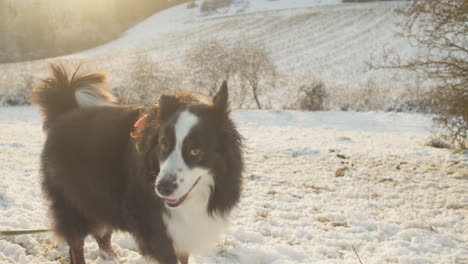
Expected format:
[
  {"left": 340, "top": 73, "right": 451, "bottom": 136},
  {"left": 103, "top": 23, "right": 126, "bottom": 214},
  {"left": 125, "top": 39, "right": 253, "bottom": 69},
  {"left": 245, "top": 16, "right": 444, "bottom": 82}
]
[{"left": 156, "top": 178, "right": 177, "bottom": 196}]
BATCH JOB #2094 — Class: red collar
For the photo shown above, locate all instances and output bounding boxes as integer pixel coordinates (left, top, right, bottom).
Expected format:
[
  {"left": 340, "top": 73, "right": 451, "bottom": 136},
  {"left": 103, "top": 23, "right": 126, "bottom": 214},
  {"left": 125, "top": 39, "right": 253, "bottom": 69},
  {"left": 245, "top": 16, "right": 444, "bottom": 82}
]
[
  {"left": 133, "top": 114, "right": 147, "bottom": 128},
  {"left": 132, "top": 114, "right": 147, "bottom": 154}
]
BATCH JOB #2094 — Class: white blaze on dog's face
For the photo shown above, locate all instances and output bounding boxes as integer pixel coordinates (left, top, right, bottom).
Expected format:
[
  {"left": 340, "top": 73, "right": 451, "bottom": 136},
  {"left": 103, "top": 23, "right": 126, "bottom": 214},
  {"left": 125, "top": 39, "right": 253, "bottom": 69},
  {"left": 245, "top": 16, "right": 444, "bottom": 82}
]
[
  {"left": 154, "top": 82, "right": 229, "bottom": 208},
  {"left": 155, "top": 109, "right": 212, "bottom": 208}
]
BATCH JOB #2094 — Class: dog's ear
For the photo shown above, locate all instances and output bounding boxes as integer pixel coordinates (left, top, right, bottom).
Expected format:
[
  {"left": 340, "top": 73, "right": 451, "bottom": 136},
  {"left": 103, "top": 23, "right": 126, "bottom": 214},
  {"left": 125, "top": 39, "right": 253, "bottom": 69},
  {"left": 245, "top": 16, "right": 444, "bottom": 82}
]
[
  {"left": 213, "top": 80, "right": 228, "bottom": 114},
  {"left": 158, "top": 95, "right": 180, "bottom": 121}
]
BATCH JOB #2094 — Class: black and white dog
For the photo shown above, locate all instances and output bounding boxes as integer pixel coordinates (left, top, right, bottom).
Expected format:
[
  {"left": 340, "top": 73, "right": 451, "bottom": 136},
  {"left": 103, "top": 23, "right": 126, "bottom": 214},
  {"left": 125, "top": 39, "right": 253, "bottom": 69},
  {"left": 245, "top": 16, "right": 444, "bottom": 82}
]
[{"left": 31, "top": 64, "right": 243, "bottom": 264}]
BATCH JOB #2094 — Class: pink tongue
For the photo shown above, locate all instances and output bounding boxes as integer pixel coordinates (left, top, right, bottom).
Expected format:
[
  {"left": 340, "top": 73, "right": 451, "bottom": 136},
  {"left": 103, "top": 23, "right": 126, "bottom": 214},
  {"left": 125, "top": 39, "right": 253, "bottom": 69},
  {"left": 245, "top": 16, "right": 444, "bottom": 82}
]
[{"left": 166, "top": 198, "right": 178, "bottom": 204}]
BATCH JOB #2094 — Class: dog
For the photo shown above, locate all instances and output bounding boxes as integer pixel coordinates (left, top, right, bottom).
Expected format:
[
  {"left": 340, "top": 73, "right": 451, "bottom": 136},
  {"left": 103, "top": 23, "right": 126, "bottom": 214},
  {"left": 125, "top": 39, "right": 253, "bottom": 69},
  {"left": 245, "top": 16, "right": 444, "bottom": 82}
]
[{"left": 31, "top": 63, "right": 243, "bottom": 264}]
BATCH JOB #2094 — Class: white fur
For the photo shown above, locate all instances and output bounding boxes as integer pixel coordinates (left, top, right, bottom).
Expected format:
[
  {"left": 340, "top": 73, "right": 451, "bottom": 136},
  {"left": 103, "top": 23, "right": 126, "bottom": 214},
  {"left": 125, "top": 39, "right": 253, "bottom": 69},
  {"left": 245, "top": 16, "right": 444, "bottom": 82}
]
[
  {"left": 157, "top": 110, "right": 229, "bottom": 254},
  {"left": 75, "top": 87, "right": 116, "bottom": 107},
  {"left": 163, "top": 174, "right": 229, "bottom": 254},
  {"left": 93, "top": 225, "right": 112, "bottom": 239},
  {"left": 156, "top": 110, "right": 200, "bottom": 200}
]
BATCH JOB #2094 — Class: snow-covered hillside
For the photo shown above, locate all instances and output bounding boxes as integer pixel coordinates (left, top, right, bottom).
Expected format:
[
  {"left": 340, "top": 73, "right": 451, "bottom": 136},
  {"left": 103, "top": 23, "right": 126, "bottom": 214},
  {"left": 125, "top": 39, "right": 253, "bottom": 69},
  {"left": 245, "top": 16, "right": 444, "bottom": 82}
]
[
  {"left": 0, "top": 107, "right": 466, "bottom": 263},
  {"left": 0, "top": 0, "right": 417, "bottom": 100},
  {"left": 84, "top": 0, "right": 412, "bottom": 86},
  {"left": 197, "top": 0, "right": 343, "bottom": 16}
]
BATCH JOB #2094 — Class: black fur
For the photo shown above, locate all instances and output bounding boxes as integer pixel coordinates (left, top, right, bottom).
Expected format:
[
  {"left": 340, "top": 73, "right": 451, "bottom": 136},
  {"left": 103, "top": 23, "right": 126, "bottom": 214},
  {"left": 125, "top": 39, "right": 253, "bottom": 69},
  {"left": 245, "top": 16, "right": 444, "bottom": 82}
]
[{"left": 31, "top": 64, "right": 243, "bottom": 264}]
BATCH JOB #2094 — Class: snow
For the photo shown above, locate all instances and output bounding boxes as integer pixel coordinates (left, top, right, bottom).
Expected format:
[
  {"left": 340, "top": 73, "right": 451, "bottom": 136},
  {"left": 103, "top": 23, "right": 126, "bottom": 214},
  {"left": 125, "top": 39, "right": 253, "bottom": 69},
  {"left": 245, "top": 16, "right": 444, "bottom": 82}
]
[
  {"left": 84, "top": 0, "right": 343, "bottom": 47},
  {"left": 197, "top": 0, "right": 342, "bottom": 17},
  {"left": 77, "top": 0, "right": 415, "bottom": 88},
  {"left": 1, "top": 0, "right": 420, "bottom": 111},
  {"left": 0, "top": 106, "right": 467, "bottom": 263},
  {"left": 0, "top": 0, "right": 466, "bottom": 263}
]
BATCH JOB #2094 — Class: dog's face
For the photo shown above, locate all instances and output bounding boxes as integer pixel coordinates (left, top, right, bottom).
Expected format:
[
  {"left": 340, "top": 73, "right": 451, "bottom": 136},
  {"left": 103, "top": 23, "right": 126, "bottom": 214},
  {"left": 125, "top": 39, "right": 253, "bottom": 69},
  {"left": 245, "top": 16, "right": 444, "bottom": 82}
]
[{"left": 154, "top": 82, "right": 228, "bottom": 208}]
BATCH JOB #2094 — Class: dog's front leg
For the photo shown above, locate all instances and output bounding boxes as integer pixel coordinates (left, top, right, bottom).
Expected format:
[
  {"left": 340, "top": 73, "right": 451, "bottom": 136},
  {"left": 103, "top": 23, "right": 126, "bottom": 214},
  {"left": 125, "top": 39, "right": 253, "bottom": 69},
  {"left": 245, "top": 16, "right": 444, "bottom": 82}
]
[
  {"left": 123, "top": 197, "right": 178, "bottom": 264},
  {"left": 136, "top": 225, "right": 178, "bottom": 264}
]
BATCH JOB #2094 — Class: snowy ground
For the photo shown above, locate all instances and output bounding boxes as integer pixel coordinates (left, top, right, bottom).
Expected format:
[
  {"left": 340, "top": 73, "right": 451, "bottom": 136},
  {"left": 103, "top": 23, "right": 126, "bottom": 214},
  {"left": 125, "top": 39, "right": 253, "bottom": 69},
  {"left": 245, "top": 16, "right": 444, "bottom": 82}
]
[{"left": 0, "top": 106, "right": 466, "bottom": 264}]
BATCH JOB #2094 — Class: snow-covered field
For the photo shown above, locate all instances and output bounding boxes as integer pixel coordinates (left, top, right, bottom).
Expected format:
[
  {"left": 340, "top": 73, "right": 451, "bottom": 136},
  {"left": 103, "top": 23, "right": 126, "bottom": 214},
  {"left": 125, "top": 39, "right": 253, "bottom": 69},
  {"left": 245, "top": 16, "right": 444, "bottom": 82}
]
[
  {"left": 0, "top": 106, "right": 466, "bottom": 264},
  {"left": 83, "top": 0, "right": 415, "bottom": 86}
]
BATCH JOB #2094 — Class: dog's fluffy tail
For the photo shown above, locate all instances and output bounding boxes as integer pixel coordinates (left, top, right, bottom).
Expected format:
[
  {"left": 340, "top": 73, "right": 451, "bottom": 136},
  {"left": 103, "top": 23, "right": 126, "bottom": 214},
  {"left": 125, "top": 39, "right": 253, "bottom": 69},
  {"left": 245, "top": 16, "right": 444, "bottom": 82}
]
[{"left": 30, "top": 63, "right": 117, "bottom": 130}]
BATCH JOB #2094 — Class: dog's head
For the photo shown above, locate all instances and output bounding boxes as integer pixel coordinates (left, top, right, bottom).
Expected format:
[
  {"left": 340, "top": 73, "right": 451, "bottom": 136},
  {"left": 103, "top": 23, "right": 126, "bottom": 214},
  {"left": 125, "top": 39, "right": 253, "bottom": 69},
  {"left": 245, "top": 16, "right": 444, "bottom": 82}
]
[{"left": 134, "top": 81, "right": 242, "bottom": 211}]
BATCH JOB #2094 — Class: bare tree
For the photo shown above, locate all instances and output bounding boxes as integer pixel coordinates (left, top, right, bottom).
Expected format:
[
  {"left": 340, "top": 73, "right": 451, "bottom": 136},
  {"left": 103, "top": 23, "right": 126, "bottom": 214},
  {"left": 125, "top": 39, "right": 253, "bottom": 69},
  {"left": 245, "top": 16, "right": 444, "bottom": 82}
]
[
  {"left": 118, "top": 52, "right": 173, "bottom": 105},
  {"left": 232, "top": 39, "right": 277, "bottom": 109},
  {"left": 185, "top": 39, "right": 234, "bottom": 96},
  {"left": 370, "top": 0, "right": 467, "bottom": 149},
  {"left": 185, "top": 38, "right": 276, "bottom": 109}
]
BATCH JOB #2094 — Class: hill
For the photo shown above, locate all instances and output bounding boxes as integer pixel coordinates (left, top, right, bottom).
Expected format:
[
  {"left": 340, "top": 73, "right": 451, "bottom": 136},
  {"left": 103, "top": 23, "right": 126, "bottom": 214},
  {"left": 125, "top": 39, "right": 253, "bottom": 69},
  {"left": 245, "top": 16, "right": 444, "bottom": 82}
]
[
  {"left": 85, "top": 0, "right": 413, "bottom": 86},
  {"left": 0, "top": 1, "right": 419, "bottom": 110}
]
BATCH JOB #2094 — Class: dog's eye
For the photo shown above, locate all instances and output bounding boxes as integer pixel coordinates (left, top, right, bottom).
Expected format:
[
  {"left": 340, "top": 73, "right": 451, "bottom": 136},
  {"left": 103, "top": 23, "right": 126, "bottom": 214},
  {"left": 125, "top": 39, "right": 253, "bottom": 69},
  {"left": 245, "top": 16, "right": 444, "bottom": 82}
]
[{"left": 189, "top": 148, "right": 201, "bottom": 156}]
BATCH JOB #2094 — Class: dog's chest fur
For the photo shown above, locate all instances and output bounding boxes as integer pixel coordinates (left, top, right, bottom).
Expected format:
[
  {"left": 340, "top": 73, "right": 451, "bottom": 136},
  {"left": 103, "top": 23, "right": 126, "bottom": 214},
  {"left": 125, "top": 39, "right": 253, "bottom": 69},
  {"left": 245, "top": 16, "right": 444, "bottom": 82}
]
[{"left": 162, "top": 176, "right": 229, "bottom": 254}]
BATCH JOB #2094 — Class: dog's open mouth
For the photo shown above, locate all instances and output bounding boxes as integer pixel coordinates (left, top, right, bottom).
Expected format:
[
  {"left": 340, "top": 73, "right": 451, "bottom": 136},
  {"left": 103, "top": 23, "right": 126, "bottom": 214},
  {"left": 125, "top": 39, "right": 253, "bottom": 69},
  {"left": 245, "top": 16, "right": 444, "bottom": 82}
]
[{"left": 164, "top": 177, "right": 201, "bottom": 208}]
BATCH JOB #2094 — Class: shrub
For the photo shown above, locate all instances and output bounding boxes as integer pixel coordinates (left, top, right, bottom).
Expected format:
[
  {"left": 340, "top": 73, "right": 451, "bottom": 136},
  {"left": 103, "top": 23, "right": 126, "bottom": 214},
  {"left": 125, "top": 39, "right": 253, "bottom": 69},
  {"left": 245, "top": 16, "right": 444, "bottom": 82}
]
[
  {"left": 0, "top": 74, "right": 33, "bottom": 106},
  {"left": 296, "top": 81, "right": 328, "bottom": 111},
  {"left": 426, "top": 138, "right": 452, "bottom": 149},
  {"left": 401, "top": 0, "right": 468, "bottom": 149},
  {"left": 200, "top": 0, "right": 233, "bottom": 15},
  {"left": 370, "top": 0, "right": 467, "bottom": 149}
]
